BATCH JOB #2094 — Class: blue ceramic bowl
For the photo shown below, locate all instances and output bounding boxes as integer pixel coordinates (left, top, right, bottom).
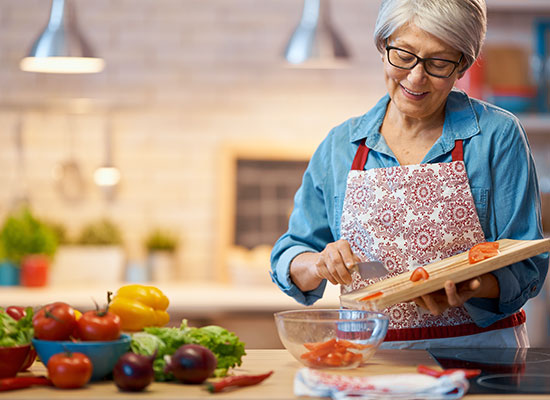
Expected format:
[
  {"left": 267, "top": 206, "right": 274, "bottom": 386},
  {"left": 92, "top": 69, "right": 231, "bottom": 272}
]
[{"left": 32, "top": 334, "right": 131, "bottom": 381}]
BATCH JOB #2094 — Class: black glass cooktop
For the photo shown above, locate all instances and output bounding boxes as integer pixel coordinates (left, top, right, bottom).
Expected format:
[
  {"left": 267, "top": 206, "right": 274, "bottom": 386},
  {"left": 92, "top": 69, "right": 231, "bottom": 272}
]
[{"left": 429, "top": 348, "right": 550, "bottom": 395}]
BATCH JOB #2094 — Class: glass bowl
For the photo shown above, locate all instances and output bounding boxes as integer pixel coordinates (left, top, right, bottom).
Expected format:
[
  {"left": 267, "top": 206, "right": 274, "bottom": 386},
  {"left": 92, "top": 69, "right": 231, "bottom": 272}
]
[{"left": 274, "top": 309, "right": 389, "bottom": 369}]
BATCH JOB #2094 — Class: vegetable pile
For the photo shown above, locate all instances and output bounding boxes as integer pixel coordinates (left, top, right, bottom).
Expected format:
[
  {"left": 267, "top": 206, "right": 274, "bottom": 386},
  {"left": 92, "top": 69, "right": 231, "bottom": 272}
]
[{"left": 130, "top": 319, "right": 246, "bottom": 380}]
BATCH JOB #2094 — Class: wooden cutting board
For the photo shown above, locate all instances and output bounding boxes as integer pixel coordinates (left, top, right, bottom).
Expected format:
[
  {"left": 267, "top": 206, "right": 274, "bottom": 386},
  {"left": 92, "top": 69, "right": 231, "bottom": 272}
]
[{"left": 340, "top": 238, "right": 550, "bottom": 311}]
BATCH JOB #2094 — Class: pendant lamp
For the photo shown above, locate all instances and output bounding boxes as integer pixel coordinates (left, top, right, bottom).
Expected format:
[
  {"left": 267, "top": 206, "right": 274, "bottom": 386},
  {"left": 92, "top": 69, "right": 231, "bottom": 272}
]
[
  {"left": 284, "top": 0, "right": 351, "bottom": 68},
  {"left": 20, "top": 0, "right": 104, "bottom": 74}
]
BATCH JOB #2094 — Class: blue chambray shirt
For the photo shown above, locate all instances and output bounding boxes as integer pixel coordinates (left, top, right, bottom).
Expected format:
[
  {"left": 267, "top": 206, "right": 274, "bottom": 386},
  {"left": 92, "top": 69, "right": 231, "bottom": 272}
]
[{"left": 270, "top": 89, "right": 549, "bottom": 328}]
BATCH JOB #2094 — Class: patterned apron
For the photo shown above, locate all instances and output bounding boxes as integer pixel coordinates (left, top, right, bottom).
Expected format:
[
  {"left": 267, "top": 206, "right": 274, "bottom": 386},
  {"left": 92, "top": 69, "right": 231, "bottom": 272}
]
[{"left": 340, "top": 139, "right": 527, "bottom": 347}]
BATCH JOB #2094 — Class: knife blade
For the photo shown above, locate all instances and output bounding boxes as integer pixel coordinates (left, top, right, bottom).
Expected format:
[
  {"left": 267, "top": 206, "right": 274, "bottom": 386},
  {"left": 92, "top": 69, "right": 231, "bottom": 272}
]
[{"left": 350, "top": 261, "right": 389, "bottom": 280}]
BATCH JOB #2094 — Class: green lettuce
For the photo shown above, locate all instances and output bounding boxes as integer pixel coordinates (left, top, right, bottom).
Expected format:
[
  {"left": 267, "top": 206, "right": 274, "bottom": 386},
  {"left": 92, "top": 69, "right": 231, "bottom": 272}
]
[
  {"left": 0, "top": 307, "right": 34, "bottom": 347},
  {"left": 130, "top": 319, "right": 246, "bottom": 381}
]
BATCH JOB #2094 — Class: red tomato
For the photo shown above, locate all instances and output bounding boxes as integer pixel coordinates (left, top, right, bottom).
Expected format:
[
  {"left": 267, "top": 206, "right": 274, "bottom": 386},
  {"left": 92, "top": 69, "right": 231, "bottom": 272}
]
[
  {"left": 77, "top": 310, "right": 121, "bottom": 341},
  {"left": 410, "top": 267, "right": 430, "bottom": 282},
  {"left": 33, "top": 302, "right": 77, "bottom": 341},
  {"left": 47, "top": 352, "right": 92, "bottom": 389},
  {"left": 359, "top": 291, "right": 384, "bottom": 302},
  {"left": 6, "top": 306, "right": 26, "bottom": 320},
  {"left": 468, "top": 242, "right": 499, "bottom": 264}
]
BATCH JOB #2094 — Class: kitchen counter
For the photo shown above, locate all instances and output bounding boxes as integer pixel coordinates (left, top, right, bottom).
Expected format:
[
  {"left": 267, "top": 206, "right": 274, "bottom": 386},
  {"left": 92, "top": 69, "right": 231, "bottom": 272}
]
[
  {"left": 0, "top": 282, "right": 341, "bottom": 315},
  {"left": 6, "top": 349, "right": 547, "bottom": 399}
]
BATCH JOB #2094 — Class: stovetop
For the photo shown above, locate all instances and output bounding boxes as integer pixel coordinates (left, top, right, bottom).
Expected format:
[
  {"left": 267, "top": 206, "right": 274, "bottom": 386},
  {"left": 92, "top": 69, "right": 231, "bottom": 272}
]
[{"left": 429, "top": 348, "right": 550, "bottom": 395}]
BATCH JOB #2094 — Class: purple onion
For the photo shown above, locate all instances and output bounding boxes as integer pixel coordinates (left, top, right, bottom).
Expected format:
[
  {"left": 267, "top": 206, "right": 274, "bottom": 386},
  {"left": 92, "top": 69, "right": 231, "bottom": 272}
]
[
  {"left": 113, "top": 352, "right": 155, "bottom": 391},
  {"left": 164, "top": 344, "right": 217, "bottom": 384}
]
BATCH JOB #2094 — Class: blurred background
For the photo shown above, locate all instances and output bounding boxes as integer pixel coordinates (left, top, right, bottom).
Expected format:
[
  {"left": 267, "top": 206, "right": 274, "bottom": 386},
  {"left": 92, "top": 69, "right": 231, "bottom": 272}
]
[{"left": 0, "top": 0, "right": 549, "bottom": 348}]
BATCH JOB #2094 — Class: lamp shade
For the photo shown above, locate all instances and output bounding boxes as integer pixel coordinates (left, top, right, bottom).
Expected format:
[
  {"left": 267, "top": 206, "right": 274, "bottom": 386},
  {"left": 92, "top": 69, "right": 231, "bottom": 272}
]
[
  {"left": 20, "top": 0, "right": 104, "bottom": 74},
  {"left": 284, "top": 0, "right": 350, "bottom": 68}
]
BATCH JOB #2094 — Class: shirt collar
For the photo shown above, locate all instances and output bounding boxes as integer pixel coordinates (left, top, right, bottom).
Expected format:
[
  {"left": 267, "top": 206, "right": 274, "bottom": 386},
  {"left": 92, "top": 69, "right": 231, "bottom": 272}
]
[{"left": 350, "top": 89, "right": 481, "bottom": 155}]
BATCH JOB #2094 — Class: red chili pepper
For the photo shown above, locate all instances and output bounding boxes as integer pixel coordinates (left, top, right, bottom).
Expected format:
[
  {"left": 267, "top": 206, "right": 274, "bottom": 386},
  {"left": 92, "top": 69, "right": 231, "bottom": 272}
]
[
  {"left": 359, "top": 291, "right": 383, "bottom": 302},
  {"left": 417, "top": 364, "right": 481, "bottom": 379},
  {"left": 205, "top": 371, "right": 273, "bottom": 393},
  {"left": 0, "top": 376, "right": 52, "bottom": 392}
]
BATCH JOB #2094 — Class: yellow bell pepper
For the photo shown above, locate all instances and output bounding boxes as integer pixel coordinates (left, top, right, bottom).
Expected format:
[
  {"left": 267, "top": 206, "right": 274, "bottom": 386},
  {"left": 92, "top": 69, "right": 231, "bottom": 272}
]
[{"left": 109, "top": 284, "right": 170, "bottom": 331}]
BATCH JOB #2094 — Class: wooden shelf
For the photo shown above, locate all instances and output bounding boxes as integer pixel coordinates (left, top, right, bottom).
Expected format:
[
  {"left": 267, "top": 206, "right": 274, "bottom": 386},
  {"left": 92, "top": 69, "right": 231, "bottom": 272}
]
[
  {"left": 519, "top": 113, "right": 550, "bottom": 134},
  {"left": 487, "top": 0, "right": 550, "bottom": 12}
]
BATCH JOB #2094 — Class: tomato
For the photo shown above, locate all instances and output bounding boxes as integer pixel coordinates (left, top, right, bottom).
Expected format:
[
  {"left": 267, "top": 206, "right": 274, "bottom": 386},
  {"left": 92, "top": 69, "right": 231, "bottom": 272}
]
[
  {"left": 410, "top": 267, "right": 430, "bottom": 282},
  {"left": 47, "top": 352, "right": 92, "bottom": 389},
  {"left": 468, "top": 241, "right": 499, "bottom": 264},
  {"left": 359, "top": 291, "right": 384, "bottom": 302},
  {"left": 77, "top": 309, "right": 121, "bottom": 341},
  {"left": 33, "top": 302, "right": 77, "bottom": 341},
  {"left": 6, "top": 306, "right": 26, "bottom": 320}
]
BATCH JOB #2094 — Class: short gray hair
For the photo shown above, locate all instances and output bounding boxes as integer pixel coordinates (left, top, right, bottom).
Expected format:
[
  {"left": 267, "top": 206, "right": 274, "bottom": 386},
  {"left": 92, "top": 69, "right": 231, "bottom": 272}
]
[{"left": 374, "top": 0, "right": 487, "bottom": 72}]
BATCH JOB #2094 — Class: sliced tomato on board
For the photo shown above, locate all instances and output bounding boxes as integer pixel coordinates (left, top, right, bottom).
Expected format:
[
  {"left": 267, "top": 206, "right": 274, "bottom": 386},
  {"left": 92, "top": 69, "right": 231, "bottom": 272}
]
[
  {"left": 410, "top": 267, "right": 429, "bottom": 282},
  {"left": 358, "top": 291, "right": 384, "bottom": 302},
  {"left": 468, "top": 242, "right": 499, "bottom": 264}
]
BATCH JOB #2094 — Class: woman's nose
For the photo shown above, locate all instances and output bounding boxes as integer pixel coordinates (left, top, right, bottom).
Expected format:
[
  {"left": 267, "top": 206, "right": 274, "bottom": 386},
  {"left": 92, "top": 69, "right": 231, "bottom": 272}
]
[{"left": 407, "top": 62, "right": 429, "bottom": 84}]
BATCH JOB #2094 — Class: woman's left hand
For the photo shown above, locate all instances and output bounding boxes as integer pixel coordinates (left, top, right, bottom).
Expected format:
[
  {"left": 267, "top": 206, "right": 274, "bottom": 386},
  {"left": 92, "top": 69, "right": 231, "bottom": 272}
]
[{"left": 413, "top": 273, "right": 500, "bottom": 315}]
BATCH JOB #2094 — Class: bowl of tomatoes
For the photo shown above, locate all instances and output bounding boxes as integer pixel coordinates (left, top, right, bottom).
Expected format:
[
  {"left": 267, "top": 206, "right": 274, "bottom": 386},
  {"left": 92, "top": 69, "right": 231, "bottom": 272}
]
[
  {"left": 32, "top": 301, "right": 129, "bottom": 381},
  {"left": 274, "top": 309, "right": 389, "bottom": 369},
  {"left": 32, "top": 334, "right": 131, "bottom": 381}
]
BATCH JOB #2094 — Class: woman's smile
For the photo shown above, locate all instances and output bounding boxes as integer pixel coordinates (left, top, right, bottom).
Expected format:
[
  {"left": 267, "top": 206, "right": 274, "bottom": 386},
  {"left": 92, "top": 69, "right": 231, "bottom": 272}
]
[{"left": 400, "top": 84, "right": 429, "bottom": 100}]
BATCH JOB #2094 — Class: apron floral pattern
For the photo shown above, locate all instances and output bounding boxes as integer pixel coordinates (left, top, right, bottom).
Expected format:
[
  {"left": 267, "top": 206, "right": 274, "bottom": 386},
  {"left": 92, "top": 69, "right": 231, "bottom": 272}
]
[{"left": 340, "top": 140, "right": 486, "bottom": 332}]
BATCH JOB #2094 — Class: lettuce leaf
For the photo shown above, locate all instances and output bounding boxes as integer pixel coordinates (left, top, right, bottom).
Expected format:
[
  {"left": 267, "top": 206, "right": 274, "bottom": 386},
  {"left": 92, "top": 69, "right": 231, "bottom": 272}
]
[
  {"left": 130, "top": 319, "right": 246, "bottom": 380},
  {"left": 0, "top": 307, "right": 34, "bottom": 347}
]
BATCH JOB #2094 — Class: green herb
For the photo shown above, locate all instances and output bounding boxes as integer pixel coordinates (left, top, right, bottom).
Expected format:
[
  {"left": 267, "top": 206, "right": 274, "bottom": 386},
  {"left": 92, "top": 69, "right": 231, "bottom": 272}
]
[
  {"left": 0, "top": 307, "right": 34, "bottom": 347},
  {"left": 0, "top": 208, "right": 58, "bottom": 264},
  {"left": 130, "top": 319, "right": 246, "bottom": 380}
]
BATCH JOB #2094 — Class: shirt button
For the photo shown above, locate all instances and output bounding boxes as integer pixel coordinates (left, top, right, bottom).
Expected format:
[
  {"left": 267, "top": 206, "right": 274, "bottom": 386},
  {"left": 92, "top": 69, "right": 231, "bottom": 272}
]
[{"left": 531, "top": 285, "right": 537, "bottom": 293}]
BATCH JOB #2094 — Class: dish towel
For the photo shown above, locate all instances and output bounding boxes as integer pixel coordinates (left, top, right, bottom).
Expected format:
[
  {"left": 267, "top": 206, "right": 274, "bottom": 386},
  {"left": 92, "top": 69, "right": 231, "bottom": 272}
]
[{"left": 294, "top": 368, "right": 469, "bottom": 399}]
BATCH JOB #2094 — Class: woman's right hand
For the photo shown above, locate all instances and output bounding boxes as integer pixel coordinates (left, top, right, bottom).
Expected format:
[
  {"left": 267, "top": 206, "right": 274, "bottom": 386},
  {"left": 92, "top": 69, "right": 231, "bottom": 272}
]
[
  {"left": 289, "top": 240, "right": 360, "bottom": 291},
  {"left": 314, "top": 239, "right": 362, "bottom": 285}
]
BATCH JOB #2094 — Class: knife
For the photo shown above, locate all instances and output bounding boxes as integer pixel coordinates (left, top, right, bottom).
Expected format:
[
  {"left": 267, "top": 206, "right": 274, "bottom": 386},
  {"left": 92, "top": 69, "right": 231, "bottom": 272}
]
[{"left": 350, "top": 261, "right": 389, "bottom": 280}]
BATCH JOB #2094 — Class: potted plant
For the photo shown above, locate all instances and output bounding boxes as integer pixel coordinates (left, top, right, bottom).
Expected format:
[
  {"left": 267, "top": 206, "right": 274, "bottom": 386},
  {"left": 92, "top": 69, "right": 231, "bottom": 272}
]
[
  {"left": 50, "top": 218, "right": 125, "bottom": 285},
  {"left": 0, "top": 207, "right": 58, "bottom": 287},
  {"left": 144, "top": 229, "right": 179, "bottom": 282}
]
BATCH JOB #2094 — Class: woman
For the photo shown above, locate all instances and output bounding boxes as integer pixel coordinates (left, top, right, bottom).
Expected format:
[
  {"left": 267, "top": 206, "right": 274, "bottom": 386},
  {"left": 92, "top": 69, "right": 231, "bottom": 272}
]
[{"left": 270, "top": 0, "right": 548, "bottom": 348}]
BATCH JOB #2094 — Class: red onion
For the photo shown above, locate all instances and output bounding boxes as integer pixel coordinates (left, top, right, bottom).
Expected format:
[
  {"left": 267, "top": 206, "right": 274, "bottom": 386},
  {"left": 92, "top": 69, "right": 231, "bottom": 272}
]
[
  {"left": 164, "top": 344, "right": 217, "bottom": 384},
  {"left": 113, "top": 352, "right": 155, "bottom": 392}
]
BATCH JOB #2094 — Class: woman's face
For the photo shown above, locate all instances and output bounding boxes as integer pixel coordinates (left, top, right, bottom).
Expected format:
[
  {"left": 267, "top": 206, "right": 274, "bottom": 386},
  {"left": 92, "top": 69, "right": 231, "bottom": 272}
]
[{"left": 383, "top": 23, "right": 464, "bottom": 123}]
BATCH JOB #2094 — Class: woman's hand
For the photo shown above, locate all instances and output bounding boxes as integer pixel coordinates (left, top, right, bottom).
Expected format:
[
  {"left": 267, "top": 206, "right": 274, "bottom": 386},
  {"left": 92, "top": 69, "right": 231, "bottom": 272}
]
[
  {"left": 289, "top": 239, "right": 360, "bottom": 291},
  {"left": 413, "top": 273, "right": 500, "bottom": 315}
]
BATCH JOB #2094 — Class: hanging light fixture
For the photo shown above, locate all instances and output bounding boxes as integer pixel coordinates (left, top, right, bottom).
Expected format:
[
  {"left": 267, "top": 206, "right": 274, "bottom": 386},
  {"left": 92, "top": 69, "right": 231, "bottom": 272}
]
[
  {"left": 284, "top": 0, "right": 351, "bottom": 68},
  {"left": 20, "top": 0, "right": 105, "bottom": 74}
]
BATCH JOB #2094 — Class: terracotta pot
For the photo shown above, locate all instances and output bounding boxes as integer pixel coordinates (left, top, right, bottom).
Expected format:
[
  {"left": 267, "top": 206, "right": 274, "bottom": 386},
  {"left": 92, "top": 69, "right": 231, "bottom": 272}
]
[{"left": 20, "top": 254, "right": 49, "bottom": 287}]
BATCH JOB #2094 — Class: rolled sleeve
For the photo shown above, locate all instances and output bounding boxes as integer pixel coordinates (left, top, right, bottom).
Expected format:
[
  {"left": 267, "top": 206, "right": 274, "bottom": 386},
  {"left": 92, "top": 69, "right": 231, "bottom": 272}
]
[{"left": 270, "top": 245, "right": 327, "bottom": 306}]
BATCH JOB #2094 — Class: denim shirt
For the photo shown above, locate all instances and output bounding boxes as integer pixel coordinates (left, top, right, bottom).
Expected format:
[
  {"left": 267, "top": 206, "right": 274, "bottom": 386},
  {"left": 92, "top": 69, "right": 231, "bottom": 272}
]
[{"left": 270, "top": 89, "right": 549, "bottom": 328}]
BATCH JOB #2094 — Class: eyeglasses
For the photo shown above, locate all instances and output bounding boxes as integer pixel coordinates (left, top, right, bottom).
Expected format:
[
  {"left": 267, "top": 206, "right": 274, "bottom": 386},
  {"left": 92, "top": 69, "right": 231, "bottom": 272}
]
[{"left": 385, "top": 45, "right": 463, "bottom": 78}]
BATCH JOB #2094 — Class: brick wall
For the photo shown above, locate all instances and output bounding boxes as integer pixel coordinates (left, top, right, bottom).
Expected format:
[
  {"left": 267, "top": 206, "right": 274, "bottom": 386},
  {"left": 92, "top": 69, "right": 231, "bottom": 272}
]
[{"left": 0, "top": 0, "right": 387, "bottom": 282}]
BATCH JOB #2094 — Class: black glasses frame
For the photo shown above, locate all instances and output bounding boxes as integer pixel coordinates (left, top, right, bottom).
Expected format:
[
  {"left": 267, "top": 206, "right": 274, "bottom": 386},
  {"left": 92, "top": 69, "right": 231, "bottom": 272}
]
[{"left": 385, "top": 45, "right": 463, "bottom": 78}]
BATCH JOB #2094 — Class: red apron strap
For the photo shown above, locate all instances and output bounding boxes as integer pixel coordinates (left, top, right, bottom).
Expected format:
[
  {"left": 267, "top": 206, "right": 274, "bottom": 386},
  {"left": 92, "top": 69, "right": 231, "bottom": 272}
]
[
  {"left": 451, "top": 140, "right": 464, "bottom": 162},
  {"left": 352, "top": 138, "right": 463, "bottom": 170},
  {"left": 351, "top": 139, "right": 369, "bottom": 170}
]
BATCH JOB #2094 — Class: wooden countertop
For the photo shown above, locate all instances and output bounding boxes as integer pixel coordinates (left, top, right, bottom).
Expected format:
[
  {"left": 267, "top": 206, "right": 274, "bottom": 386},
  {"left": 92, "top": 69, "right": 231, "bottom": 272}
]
[
  {"left": 0, "top": 283, "right": 341, "bottom": 315},
  {"left": 6, "top": 349, "right": 549, "bottom": 399}
]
